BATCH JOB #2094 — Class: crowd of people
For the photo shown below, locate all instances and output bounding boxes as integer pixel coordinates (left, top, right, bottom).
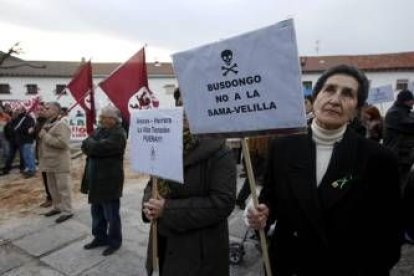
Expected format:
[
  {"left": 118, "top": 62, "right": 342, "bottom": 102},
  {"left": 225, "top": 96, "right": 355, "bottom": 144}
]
[
  {"left": 3, "top": 64, "right": 414, "bottom": 275},
  {"left": 0, "top": 103, "right": 36, "bottom": 177}
]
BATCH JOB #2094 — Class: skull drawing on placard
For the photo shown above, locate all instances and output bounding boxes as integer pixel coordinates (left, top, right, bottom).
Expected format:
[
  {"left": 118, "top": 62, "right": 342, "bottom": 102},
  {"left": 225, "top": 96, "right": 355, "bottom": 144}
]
[
  {"left": 128, "top": 86, "right": 159, "bottom": 113},
  {"left": 221, "top": 49, "right": 233, "bottom": 66}
]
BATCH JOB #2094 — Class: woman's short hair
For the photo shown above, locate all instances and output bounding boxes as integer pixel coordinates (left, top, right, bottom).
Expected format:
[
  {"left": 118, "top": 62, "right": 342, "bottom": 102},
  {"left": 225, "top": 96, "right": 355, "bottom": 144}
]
[{"left": 312, "top": 64, "right": 369, "bottom": 108}]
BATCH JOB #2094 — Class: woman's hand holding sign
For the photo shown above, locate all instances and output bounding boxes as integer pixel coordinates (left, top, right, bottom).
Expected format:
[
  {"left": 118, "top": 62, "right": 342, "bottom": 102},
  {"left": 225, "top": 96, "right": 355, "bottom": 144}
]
[{"left": 143, "top": 197, "right": 166, "bottom": 221}]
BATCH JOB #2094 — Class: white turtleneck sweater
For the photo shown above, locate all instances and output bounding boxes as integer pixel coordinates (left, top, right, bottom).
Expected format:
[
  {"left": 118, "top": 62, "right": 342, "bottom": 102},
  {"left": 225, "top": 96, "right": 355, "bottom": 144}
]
[{"left": 311, "top": 120, "right": 347, "bottom": 187}]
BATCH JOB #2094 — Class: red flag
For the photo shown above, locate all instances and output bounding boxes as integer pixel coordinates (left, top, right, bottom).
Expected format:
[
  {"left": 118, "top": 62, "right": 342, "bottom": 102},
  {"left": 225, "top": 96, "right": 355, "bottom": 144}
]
[
  {"left": 26, "top": 96, "right": 41, "bottom": 114},
  {"left": 99, "top": 47, "right": 158, "bottom": 122},
  {"left": 67, "top": 61, "right": 96, "bottom": 135}
]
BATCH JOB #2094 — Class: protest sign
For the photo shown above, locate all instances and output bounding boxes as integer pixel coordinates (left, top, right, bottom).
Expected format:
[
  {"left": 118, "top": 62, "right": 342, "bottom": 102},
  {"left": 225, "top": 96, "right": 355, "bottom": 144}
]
[
  {"left": 367, "top": 84, "right": 394, "bottom": 104},
  {"left": 68, "top": 108, "right": 88, "bottom": 141},
  {"left": 408, "top": 82, "right": 414, "bottom": 93},
  {"left": 129, "top": 108, "right": 183, "bottom": 183},
  {"left": 172, "top": 19, "right": 306, "bottom": 137}
]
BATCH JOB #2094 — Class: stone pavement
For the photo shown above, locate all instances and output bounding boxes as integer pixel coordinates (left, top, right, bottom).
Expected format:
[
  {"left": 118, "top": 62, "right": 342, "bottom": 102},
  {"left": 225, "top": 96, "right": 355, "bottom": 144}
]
[{"left": 0, "top": 176, "right": 414, "bottom": 275}]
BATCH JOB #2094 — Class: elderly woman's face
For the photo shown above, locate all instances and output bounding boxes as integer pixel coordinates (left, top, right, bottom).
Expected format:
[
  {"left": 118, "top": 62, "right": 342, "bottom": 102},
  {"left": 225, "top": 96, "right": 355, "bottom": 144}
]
[
  {"left": 99, "top": 115, "right": 117, "bottom": 129},
  {"left": 313, "top": 74, "right": 359, "bottom": 130}
]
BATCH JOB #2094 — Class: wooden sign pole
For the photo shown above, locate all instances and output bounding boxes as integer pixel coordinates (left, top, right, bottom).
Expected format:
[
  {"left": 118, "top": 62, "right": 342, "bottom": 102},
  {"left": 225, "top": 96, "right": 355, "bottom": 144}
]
[{"left": 241, "top": 138, "right": 273, "bottom": 276}]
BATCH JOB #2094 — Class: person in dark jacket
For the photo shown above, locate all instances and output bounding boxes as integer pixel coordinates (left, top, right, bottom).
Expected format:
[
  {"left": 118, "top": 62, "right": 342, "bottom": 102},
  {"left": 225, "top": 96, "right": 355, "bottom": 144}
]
[
  {"left": 247, "top": 65, "right": 402, "bottom": 276},
  {"left": 387, "top": 91, "right": 414, "bottom": 244},
  {"left": 81, "top": 106, "right": 127, "bottom": 256},
  {"left": 2, "top": 107, "right": 32, "bottom": 175},
  {"left": 14, "top": 106, "right": 36, "bottom": 177},
  {"left": 142, "top": 90, "right": 237, "bottom": 276},
  {"left": 383, "top": 89, "right": 414, "bottom": 186}
]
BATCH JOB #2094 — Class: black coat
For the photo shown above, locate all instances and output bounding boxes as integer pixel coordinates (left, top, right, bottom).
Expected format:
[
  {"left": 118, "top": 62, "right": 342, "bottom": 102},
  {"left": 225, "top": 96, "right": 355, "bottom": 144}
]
[
  {"left": 80, "top": 125, "right": 127, "bottom": 204},
  {"left": 5, "top": 113, "right": 35, "bottom": 145},
  {"left": 142, "top": 138, "right": 236, "bottom": 276},
  {"left": 383, "top": 103, "right": 414, "bottom": 167},
  {"left": 260, "top": 127, "right": 402, "bottom": 276}
]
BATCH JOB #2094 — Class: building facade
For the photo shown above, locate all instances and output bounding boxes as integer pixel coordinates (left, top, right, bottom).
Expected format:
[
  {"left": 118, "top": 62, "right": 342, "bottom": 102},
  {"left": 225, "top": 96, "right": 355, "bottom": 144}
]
[{"left": 1, "top": 51, "right": 414, "bottom": 114}]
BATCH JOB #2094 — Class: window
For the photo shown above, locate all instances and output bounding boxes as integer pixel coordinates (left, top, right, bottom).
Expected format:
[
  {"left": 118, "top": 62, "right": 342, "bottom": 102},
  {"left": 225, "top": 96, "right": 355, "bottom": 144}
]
[
  {"left": 56, "top": 84, "right": 67, "bottom": 95},
  {"left": 163, "top": 84, "right": 176, "bottom": 95},
  {"left": 0, "top": 84, "right": 10, "bottom": 94},
  {"left": 302, "top": 81, "right": 312, "bottom": 95},
  {"left": 26, "top": 84, "right": 38, "bottom": 95},
  {"left": 396, "top": 79, "right": 408, "bottom": 91}
]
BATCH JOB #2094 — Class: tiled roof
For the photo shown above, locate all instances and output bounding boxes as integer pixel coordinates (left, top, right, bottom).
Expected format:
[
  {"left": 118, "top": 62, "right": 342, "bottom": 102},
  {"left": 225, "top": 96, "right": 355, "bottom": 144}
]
[
  {"left": 300, "top": 52, "right": 414, "bottom": 73},
  {"left": 0, "top": 51, "right": 413, "bottom": 78},
  {"left": 0, "top": 58, "right": 175, "bottom": 78}
]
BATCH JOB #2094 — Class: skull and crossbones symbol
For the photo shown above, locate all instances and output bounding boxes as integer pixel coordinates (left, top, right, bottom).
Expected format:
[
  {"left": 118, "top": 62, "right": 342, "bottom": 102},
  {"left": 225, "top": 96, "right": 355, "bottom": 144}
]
[{"left": 221, "top": 49, "right": 238, "bottom": 76}]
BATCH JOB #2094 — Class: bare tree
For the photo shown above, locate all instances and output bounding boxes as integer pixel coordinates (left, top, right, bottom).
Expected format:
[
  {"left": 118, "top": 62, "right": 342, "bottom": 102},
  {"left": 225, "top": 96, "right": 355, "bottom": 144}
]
[
  {"left": 0, "top": 42, "right": 22, "bottom": 66},
  {"left": 0, "top": 42, "right": 45, "bottom": 69}
]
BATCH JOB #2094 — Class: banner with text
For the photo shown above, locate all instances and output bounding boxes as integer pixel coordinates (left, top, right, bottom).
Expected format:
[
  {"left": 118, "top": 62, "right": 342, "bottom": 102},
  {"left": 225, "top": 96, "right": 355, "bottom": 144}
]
[
  {"left": 172, "top": 19, "right": 306, "bottom": 137},
  {"left": 68, "top": 107, "right": 88, "bottom": 141},
  {"left": 367, "top": 84, "right": 394, "bottom": 104},
  {"left": 129, "top": 108, "right": 183, "bottom": 183}
]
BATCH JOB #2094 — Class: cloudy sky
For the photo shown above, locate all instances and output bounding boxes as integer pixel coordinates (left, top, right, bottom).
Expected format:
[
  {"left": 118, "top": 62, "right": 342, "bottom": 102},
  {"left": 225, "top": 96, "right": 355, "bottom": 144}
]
[{"left": 1, "top": 0, "right": 413, "bottom": 63}]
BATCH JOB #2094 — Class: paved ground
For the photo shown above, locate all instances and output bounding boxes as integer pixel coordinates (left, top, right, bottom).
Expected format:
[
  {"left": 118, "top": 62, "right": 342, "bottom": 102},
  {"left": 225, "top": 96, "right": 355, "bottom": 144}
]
[{"left": 1, "top": 176, "right": 414, "bottom": 275}]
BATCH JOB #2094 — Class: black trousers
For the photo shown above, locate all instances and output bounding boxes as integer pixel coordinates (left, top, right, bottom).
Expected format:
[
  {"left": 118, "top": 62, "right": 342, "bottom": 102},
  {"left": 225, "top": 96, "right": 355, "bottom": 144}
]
[{"left": 91, "top": 199, "right": 122, "bottom": 248}]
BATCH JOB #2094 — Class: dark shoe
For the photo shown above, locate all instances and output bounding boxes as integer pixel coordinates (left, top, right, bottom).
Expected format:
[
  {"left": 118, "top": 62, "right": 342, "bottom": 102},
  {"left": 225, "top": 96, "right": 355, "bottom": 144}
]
[
  {"left": 40, "top": 200, "right": 52, "bottom": 208},
  {"left": 23, "top": 171, "right": 36, "bottom": 178},
  {"left": 55, "top": 214, "right": 73, "bottom": 223},
  {"left": 84, "top": 239, "right": 108, "bottom": 250},
  {"left": 102, "top": 245, "right": 121, "bottom": 256},
  {"left": 43, "top": 209, "right": 61, "bottom": 217}
]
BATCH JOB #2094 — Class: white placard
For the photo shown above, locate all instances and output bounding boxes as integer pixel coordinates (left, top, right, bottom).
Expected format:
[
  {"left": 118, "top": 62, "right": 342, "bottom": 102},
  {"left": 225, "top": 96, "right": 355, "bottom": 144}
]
[
  {"left": 129, "top": 108, "right": 183, "bottom": 183},
  {"left": 408, "top": 82, "right": 414, "bottom": 93},
  {"left": 172, "top": 19, "right": 306, "bottom": 137},
  {"left": 367, "top": 84, "right": 394, "bottom": 104}
]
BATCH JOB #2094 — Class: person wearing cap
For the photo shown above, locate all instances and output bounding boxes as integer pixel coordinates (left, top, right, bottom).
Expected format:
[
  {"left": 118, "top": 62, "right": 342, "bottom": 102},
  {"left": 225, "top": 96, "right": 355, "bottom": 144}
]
[
  {"left": 384, "top": 90, "right": 414, "bottom": 245},
  {"left": 384, "top": 89, "right": 414, "bottom": 184},
  {"left": 246, "top": 65, "right": 402, "bottom": 275},
  {"left": 81, "top": 105, "right": 127, "bottom": 256},
  {"left": 38, "top": 102, "right": 73, "bottom": 223}
]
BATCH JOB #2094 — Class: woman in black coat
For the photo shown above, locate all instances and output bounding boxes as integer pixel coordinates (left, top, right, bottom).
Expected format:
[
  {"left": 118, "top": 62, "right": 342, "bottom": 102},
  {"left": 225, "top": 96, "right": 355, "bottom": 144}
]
[{"left": 247, "top": 65, "right": 403, "bottom": 276}]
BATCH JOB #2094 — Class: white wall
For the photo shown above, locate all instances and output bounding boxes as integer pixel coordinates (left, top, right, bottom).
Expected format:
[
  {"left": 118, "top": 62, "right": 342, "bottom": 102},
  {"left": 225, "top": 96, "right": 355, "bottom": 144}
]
[
  {"left": 0, "top": 76, "right": 178, "bottom": 110},
  {"left": 1, "top": 70, "right": 413, "bottom": 116}
]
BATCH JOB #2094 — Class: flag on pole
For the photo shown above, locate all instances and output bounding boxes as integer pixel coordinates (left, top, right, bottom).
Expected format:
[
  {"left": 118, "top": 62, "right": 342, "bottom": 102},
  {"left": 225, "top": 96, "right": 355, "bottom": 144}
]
[
  {"left": 13, "top": 96, "right": 41, "bottom": 131},
  {"left": 67, "top": 61, "right": 96, "bottom": 135},
  {"left": 99, "top": 47, "right": 158, "bottom": 122},
  {"left": 26, "top": 95, "right": 41, "bottom": 114}
]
